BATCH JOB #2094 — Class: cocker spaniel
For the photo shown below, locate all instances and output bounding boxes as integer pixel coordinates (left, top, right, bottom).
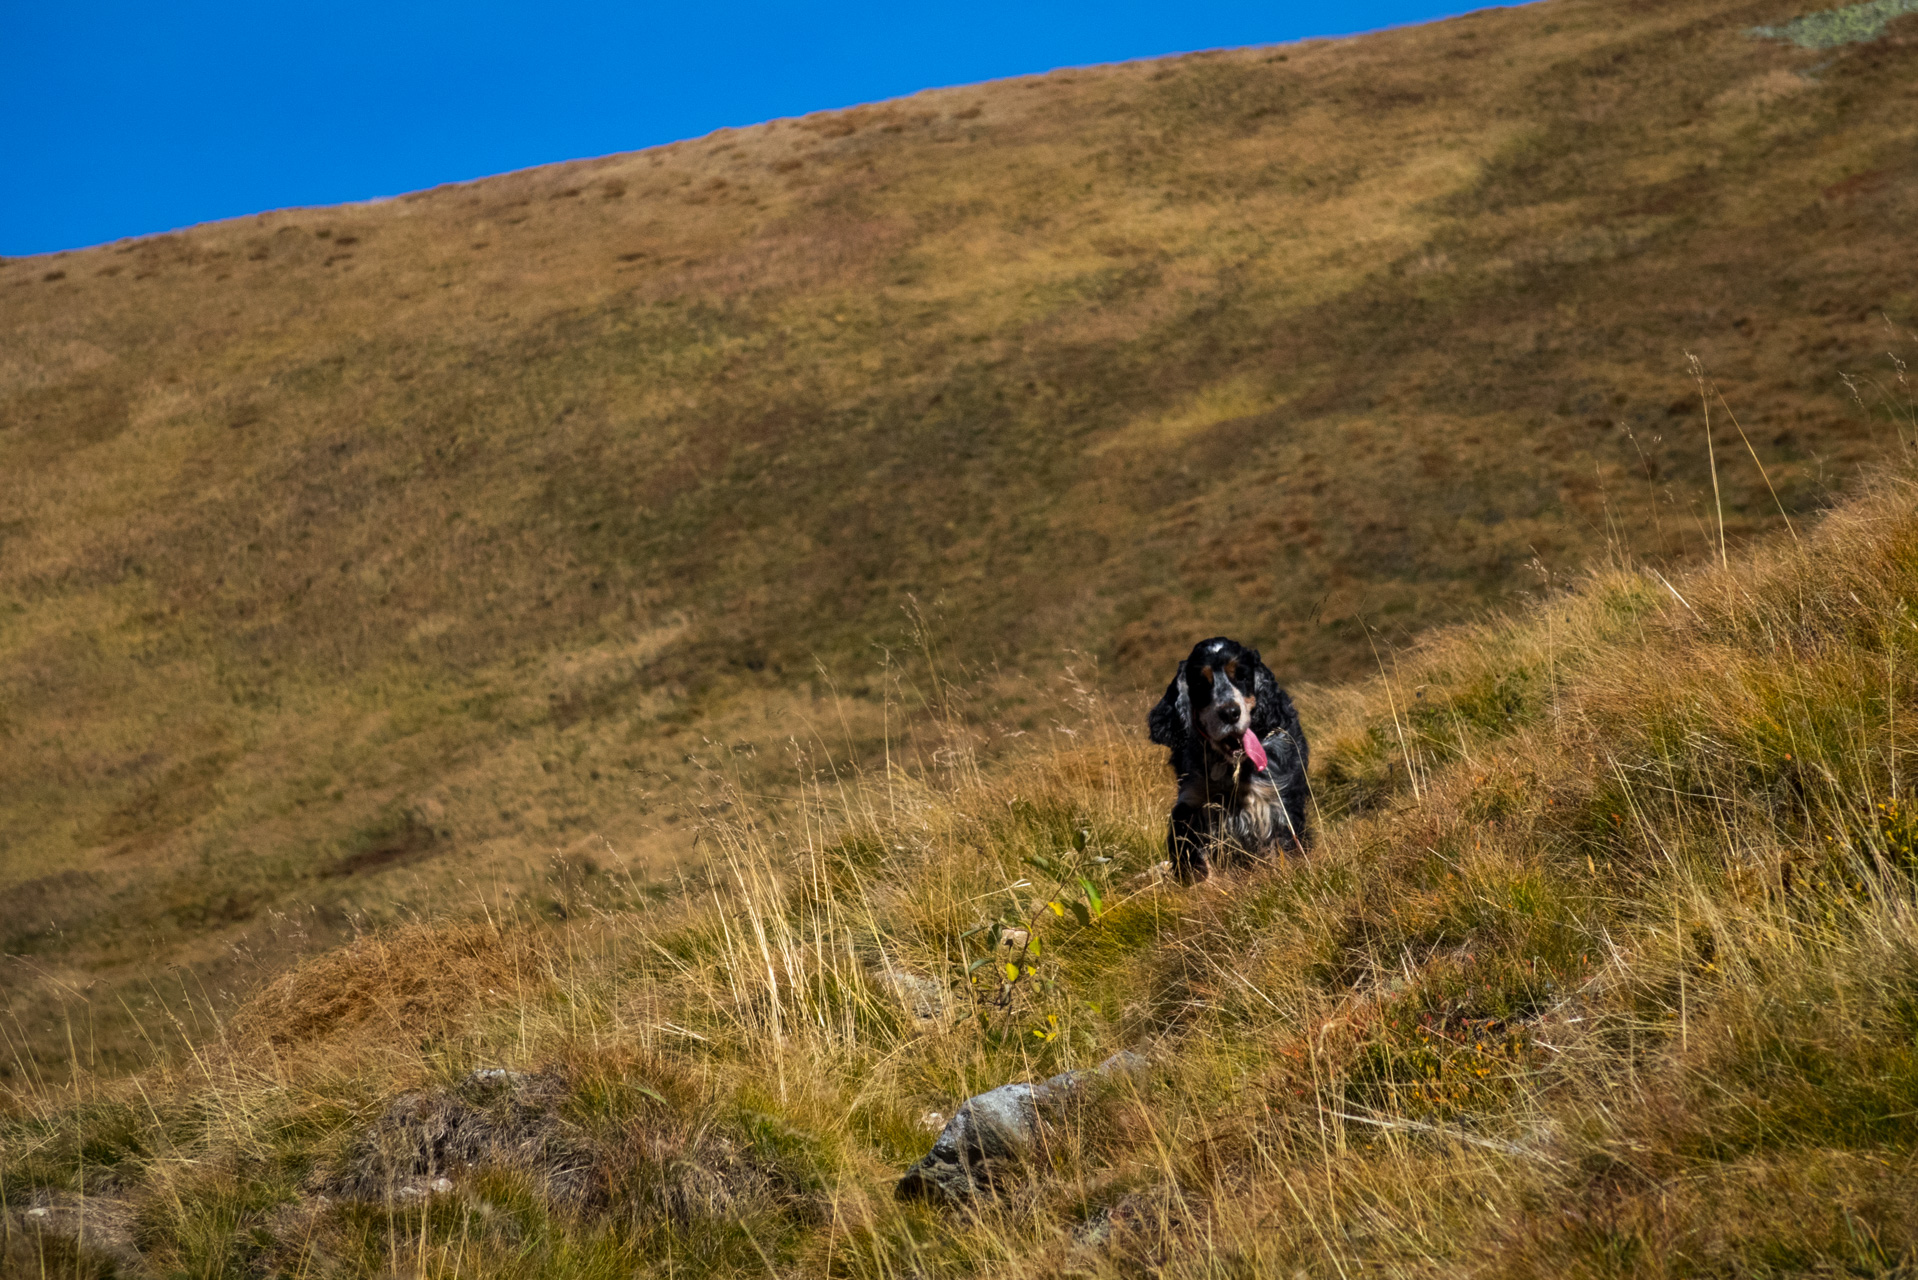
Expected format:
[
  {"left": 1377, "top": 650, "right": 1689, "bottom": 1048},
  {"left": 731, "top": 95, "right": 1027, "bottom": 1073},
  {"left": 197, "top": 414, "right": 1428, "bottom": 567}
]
[{"left": 1147, "top": 636, "right": 1310, "bottom": 882}]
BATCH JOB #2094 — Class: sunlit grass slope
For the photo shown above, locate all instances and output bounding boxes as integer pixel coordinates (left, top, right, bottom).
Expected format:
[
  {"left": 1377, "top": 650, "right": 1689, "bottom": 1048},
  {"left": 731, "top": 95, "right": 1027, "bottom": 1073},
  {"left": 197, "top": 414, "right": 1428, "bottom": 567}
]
[
  {"left": 4, "top": 0, "right": 1917, "bottom": 1076},
  {"left": 9, "top": 448, "right": 1918, "bottom": 1276}
]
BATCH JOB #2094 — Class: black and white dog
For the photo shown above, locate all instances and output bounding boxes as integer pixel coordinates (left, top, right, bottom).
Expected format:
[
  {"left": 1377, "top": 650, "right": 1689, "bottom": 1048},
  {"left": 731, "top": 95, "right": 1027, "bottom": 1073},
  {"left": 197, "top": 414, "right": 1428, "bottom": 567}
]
[{"left": 1147, "top": 636, "right": 1310, "bottom": 883}]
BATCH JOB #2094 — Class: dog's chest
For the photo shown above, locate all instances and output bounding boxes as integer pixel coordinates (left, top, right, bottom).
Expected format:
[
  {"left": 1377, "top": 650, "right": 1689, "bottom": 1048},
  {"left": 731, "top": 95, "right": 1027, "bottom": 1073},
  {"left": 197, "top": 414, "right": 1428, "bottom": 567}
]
[
  {"left": 1228, "top": 773, "right": 1290, "bottom": 843},
  {"left": 1183, "top": 746, "right": 1293, "bottom": 846}
]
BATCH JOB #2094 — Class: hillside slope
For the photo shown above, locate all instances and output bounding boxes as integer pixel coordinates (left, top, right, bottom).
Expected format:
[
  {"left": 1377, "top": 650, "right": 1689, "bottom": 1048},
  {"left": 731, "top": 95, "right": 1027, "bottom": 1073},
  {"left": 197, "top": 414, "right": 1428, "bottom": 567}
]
[
  {"left": 5, "top": 0, "right": 1918, "bottom": 1074},
  {"left": 8, "top": 436, "right": 1918, "bottom": 1277}
]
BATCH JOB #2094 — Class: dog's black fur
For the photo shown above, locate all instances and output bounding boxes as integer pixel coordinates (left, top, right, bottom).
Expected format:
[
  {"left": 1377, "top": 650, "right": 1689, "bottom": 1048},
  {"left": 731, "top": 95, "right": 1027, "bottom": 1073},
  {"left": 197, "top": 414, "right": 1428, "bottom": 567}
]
[{"left": 1147, "top": 636, "right": 1310, "bottom": 883}]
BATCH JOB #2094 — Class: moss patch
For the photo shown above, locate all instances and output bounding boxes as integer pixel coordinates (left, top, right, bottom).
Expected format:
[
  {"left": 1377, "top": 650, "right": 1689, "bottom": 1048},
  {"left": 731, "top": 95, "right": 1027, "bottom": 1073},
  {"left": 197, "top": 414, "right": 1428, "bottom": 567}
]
[{"left": 1750, "top": 0, "right": 1918, "bottom": 48}]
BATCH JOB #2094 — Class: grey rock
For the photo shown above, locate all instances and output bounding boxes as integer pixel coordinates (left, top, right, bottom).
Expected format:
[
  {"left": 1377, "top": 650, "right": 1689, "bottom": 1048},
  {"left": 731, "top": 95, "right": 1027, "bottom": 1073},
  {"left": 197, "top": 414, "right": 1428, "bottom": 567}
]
[
  {"left": 1074, "top": 1206, "right": 1115, "bottom": 1248},
  {"left": 896, "top": 1050, "right": 1147, "bottom": 1202},
  {"left": 881, "top": 970, "right": 948, "bottom": 1021},
  {"left": 7, "top": 1190, "right": 143, "bottom": 1273}
]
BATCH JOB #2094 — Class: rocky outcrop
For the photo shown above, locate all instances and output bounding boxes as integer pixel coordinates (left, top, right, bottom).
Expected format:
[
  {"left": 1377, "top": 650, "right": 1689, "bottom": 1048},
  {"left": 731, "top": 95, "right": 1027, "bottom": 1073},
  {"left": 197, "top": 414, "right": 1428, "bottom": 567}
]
[{"left": 896, "top": 1051, "right": 1147, "bottom": 1203}]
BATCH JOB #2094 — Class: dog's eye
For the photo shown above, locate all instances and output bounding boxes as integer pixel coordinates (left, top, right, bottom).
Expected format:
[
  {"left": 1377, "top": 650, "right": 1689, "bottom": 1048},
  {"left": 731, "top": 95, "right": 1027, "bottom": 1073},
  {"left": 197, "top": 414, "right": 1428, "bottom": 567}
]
[{"left": 1224, "top": 660, "right": 1238, "bottom": 678}]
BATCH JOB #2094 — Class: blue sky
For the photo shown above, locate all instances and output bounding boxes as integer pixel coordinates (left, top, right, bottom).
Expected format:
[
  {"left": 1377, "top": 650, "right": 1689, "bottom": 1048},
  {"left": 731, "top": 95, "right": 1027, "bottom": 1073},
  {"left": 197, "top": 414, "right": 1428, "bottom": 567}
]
[{"left": 4, "top": 2, "right": 1491, "bottom": 257}]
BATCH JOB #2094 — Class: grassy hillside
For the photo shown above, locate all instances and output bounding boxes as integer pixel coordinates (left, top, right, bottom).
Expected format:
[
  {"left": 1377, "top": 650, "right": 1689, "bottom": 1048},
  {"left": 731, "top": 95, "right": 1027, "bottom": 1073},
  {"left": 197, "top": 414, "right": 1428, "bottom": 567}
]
[
  {"left": 6, "top": 0, "right": 1918, "bottom": 1076},
  {"left": 9, "top": 437, "right": 1918, "bottom": 1276}
]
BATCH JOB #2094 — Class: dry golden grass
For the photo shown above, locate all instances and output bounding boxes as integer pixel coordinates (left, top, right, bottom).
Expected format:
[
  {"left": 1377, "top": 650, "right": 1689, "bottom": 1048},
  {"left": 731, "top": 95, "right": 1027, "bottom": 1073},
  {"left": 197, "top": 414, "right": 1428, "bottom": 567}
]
[{"left": 9, "top": 441, "right": 1918, "bottom": 1275}]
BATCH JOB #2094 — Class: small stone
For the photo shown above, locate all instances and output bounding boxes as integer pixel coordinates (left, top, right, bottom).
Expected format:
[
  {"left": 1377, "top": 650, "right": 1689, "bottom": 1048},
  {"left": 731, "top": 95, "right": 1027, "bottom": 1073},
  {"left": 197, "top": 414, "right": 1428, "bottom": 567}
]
[
  {"left": 896, "top": 1048, "right": 1149, "bottom": 1202},
  {"left": 1075, "top": 1207, "right": 1114, "bottom": 1248},
  {"left": 919, "top": 1110, "right": 945, "bottom": 1132},
  {"left": 430, "top": 1177, "right": 454, "bottom": 1193},
  {"left": 895, "top": 1081, "right": 1044, "bottom": 1202},
  {"left": 26, "top": 1207, "right": 48, "bottom": 1218},
  {"left": 463, "top": 1067, "right": 523, "bottom": 1089},
  {"left": 882, "top": 971, "right": 947, "bottom": 1021}
]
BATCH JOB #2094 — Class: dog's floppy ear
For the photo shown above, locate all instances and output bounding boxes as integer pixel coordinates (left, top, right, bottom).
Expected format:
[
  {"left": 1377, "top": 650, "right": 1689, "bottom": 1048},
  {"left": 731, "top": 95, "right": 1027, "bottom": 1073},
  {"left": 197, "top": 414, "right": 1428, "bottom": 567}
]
[
  {"left": 1248, "top": 654, "right": 1288, "bottom": 738},
  {"left": 1148, "top": 661, "right": 1191, "bottom": 749}
]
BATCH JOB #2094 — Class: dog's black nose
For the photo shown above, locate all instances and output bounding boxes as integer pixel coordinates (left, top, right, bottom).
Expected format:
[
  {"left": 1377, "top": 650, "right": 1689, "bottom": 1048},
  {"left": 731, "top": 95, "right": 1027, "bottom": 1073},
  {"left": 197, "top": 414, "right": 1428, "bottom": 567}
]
[{"left": 1219, "top": 704, "right": 1241, "bottom": 725}]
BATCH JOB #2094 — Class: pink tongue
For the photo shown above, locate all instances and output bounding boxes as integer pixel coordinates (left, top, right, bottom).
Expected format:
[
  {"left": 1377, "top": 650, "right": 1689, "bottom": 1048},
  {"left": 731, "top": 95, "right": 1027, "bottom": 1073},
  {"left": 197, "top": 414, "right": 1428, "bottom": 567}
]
[{"left": 1243, "top": 730, "right": 1268, "bottom": 772}]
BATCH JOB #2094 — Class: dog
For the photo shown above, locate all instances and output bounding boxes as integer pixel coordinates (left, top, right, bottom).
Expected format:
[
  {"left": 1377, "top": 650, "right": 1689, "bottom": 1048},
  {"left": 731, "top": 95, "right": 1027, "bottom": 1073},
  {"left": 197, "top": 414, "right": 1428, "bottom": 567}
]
[{"left": 1147, "top": 636, "right": 1310, "bottom": 883}]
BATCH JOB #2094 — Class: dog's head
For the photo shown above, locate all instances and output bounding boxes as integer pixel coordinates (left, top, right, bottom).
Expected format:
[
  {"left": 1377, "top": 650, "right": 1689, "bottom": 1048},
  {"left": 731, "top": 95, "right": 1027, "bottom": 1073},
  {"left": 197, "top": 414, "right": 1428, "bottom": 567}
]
[{"left": 1148, "top": 636, "right": 1272, "bottom": 758}]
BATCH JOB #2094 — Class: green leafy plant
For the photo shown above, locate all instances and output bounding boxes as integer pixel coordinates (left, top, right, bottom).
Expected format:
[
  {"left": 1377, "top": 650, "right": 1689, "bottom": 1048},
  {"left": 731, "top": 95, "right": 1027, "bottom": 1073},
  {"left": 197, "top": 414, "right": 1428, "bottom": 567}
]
[{"left": 957, "top": 831, "right": 1111, "bottom": 1045}]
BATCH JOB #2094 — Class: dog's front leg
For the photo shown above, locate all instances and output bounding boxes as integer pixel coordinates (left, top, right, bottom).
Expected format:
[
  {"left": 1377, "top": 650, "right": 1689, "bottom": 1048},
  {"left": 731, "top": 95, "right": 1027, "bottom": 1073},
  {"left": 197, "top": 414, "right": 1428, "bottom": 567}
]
[{"left": 1167, "top": 801, "right": 1212, "bottom": 884}]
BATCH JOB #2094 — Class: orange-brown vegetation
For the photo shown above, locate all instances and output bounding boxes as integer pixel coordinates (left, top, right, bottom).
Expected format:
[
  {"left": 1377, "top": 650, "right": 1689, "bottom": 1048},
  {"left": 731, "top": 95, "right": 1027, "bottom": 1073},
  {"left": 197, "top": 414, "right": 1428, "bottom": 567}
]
[{"left": 225, "top": 922, "right": 542, "bottom": 1057}]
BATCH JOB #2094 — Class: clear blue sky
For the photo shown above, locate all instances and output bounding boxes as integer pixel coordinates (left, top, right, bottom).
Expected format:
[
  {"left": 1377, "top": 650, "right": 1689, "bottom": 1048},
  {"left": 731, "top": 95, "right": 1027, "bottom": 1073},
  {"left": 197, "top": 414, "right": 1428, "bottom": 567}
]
[{"left": 5, "top": 2, "right": 1493, "bottom": 257}]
